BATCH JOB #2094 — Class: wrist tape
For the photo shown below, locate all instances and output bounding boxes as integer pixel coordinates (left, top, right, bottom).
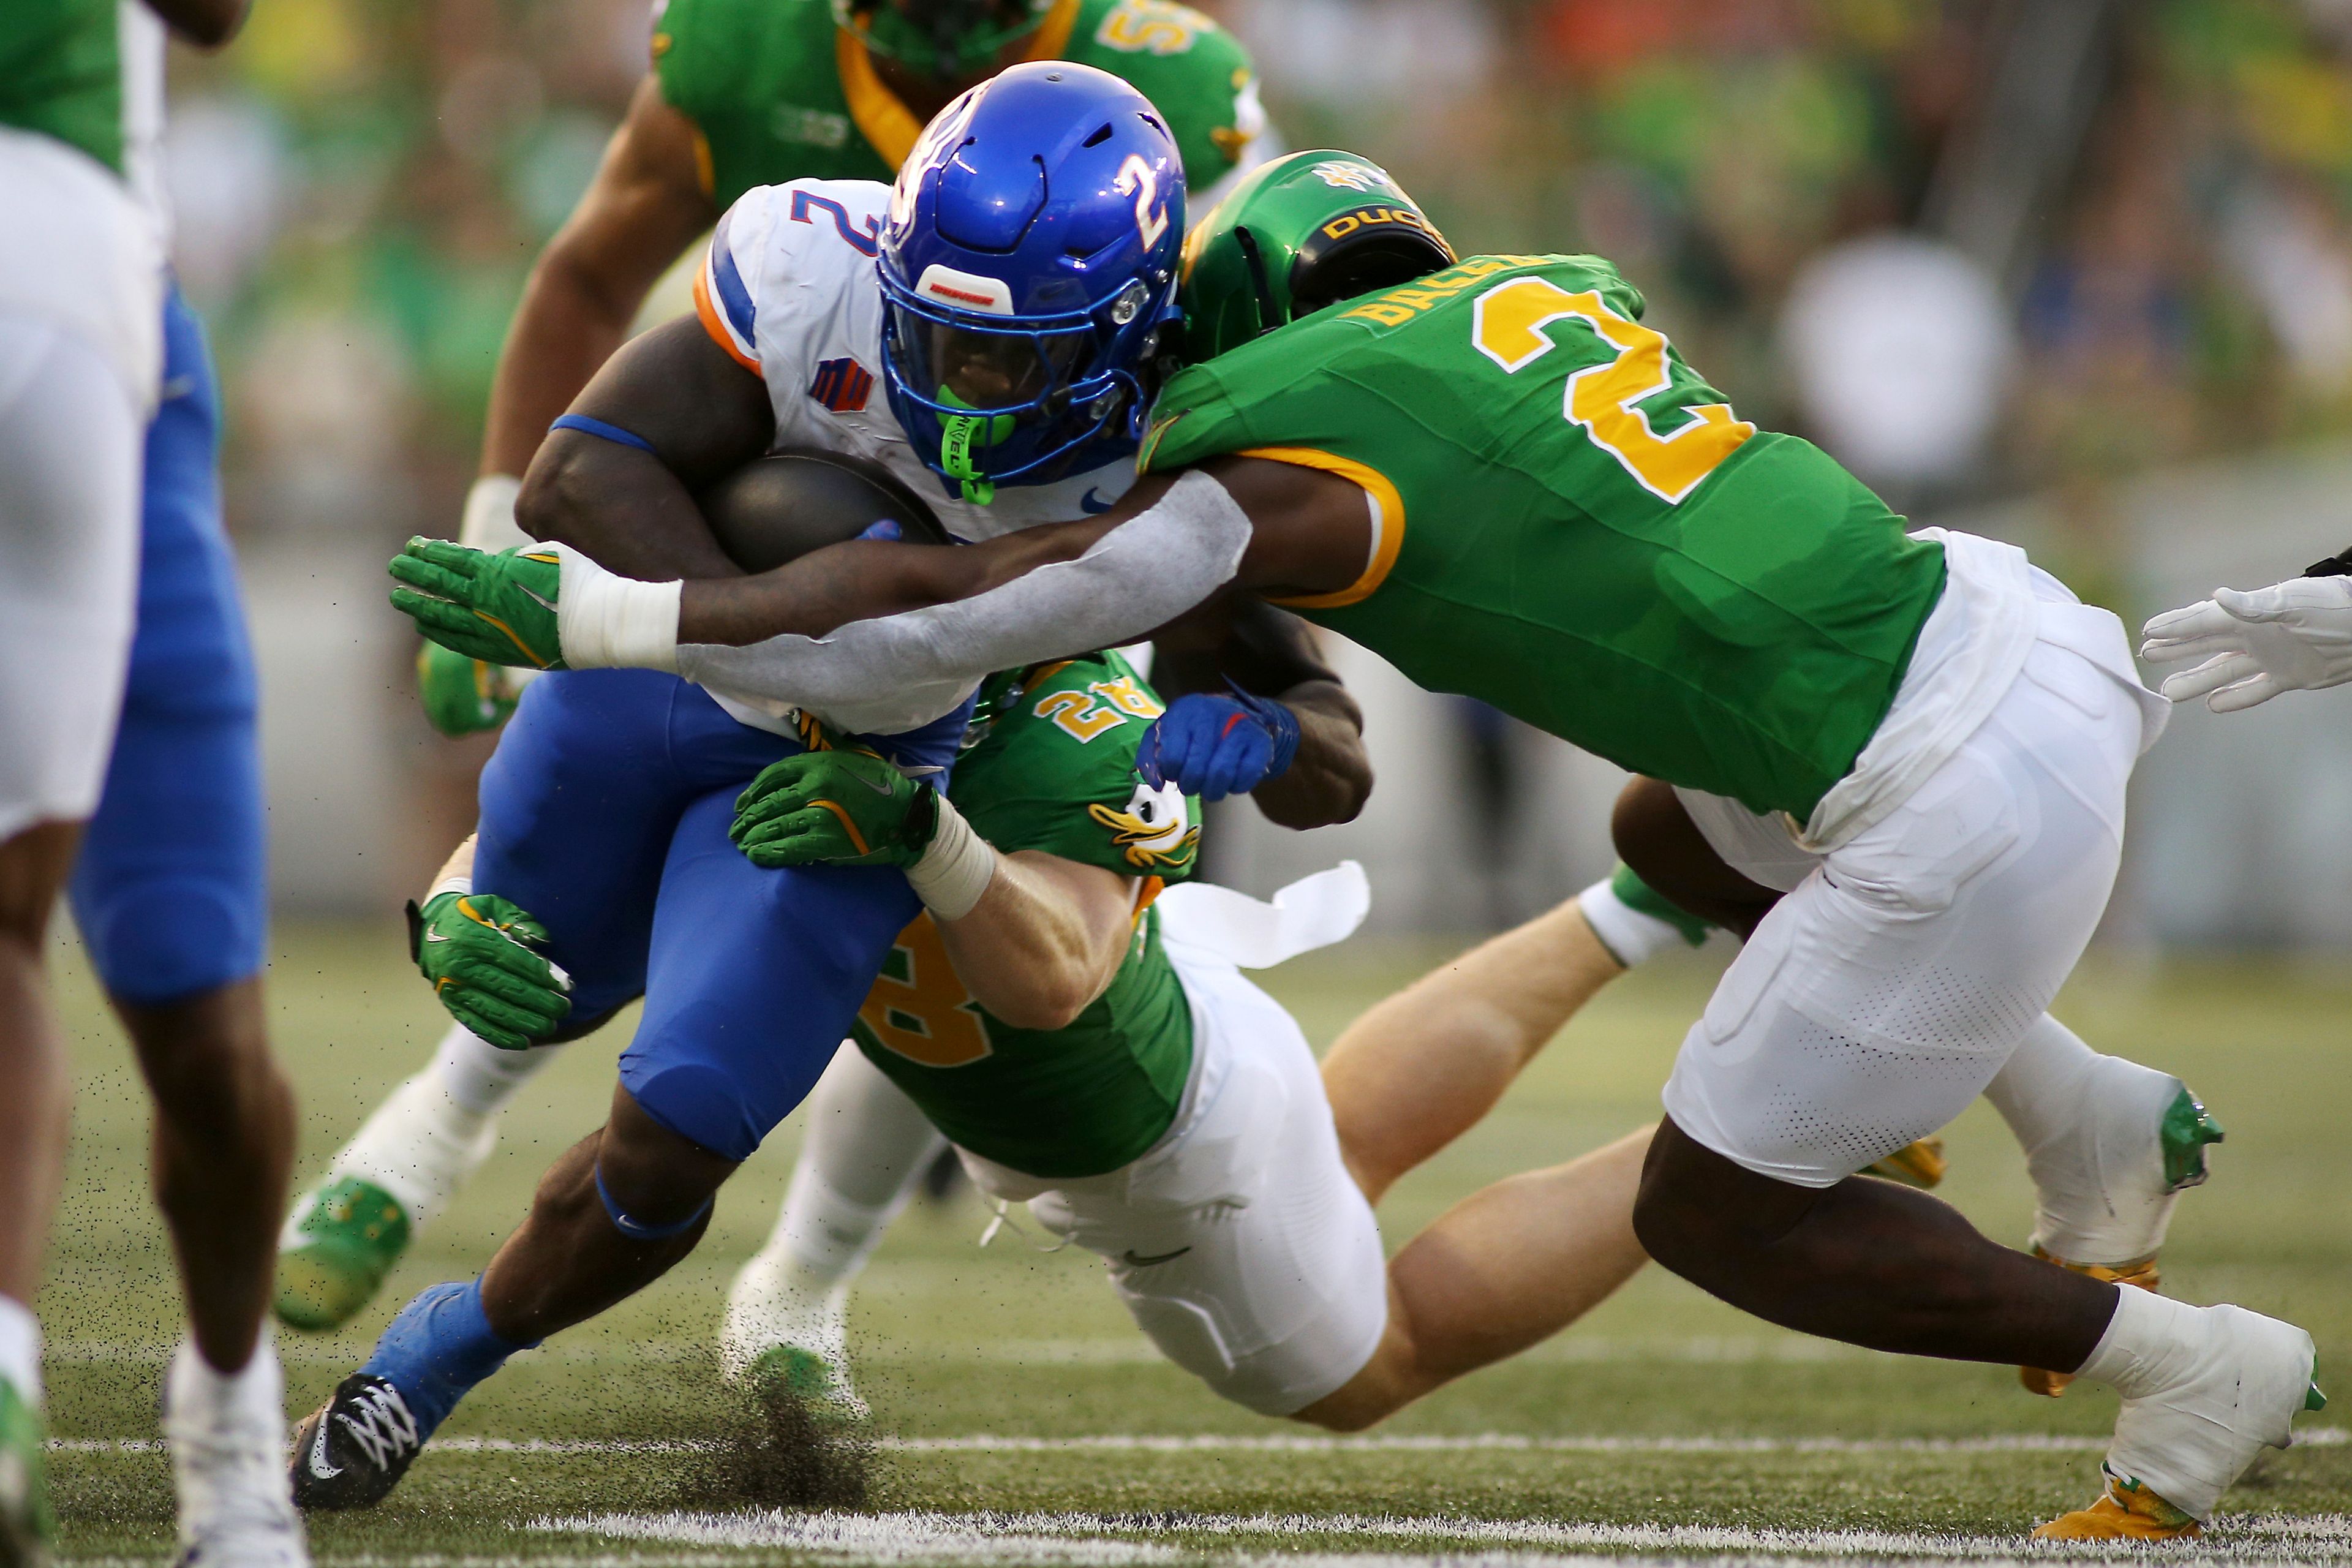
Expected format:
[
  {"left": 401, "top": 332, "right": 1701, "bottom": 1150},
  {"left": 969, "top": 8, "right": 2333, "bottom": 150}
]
[
  {"left": 904, "top": 794, "right": 997, "bottom": 921},
  {"left": 553, "top": 544, "right": 681, "bottom": 672}
]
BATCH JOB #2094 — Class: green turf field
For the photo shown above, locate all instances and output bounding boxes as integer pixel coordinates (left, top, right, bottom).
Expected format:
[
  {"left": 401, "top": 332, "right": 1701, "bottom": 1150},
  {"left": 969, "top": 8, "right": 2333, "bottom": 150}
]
[{"left": 37, "top": 919, "right": 2352, "bottom": 1564}]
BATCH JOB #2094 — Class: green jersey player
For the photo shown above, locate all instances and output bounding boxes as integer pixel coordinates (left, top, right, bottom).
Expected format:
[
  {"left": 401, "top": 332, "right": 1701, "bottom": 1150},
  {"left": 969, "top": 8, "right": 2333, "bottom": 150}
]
[
  {"left": 424, "top": 0, "right": 1267, "bottom": 734},
  {"left": 393, "top": 143, "right": 2323, "bottom": 1540}
]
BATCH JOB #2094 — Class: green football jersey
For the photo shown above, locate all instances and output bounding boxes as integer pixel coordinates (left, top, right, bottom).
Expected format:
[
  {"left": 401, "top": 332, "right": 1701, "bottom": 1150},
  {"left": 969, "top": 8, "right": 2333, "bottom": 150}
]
[
  {"left": 1140, "top": 253, "right": 1948, "bottom": 821},
  {"left": 848, "top": 649, "right": 1204, "bottom": 1180},
  {"left": 653, "top": 0, "right": 1260, "bottom": 211},
  {"left": 0, "top": 0, "right": 130, "bottom": 174}
]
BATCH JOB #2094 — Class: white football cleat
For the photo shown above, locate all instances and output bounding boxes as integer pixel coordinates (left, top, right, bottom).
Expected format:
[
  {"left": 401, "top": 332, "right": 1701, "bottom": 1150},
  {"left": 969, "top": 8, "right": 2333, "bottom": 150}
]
[
  {"left": 718, "top": 1248, "right": 868, "bottom": 1419},
  {"left": 2040, "top": 1301, "right": 2321, "bottom": 1538},
  {"left": 162, "top": 1340, "right": 309, "bottom": 1567}
]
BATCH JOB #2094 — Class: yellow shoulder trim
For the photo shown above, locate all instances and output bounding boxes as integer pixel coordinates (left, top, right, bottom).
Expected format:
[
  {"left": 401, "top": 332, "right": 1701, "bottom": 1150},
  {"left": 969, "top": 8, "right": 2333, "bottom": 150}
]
[
  {"left": 1238, "top": 446, "right": 1404, "bottom": 610},
  {"left": 839, "top": 0, "right": 1081, "bottom": 170}
]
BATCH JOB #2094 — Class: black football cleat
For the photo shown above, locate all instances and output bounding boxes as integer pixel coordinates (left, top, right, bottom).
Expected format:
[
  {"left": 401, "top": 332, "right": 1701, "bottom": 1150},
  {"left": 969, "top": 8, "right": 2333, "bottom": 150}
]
[{"left": 288, "top": 1373, "right": 424, "bottom": 1510}]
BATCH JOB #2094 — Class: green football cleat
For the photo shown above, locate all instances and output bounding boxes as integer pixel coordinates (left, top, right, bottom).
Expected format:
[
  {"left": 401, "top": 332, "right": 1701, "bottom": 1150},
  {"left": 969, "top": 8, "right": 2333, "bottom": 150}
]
[
  {"left": 743, "top": 1345, "right": 869, "bottom": 1423},
  {"left": 0, "top": 1373, "right": 53, "bottom": 1568},
  {"left": 275, "top": 1177, "right": 412, "bottom": 1333}
]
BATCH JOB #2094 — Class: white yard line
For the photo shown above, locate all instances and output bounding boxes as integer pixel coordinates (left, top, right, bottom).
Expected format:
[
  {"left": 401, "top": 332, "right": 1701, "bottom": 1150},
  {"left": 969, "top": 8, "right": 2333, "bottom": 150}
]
[
  {"left": 50, "top": 1428, "right": 2352, "bottom": 1456},
  {"left": 531, "top": 1507, "right": 2352, "bottom": 1566}
]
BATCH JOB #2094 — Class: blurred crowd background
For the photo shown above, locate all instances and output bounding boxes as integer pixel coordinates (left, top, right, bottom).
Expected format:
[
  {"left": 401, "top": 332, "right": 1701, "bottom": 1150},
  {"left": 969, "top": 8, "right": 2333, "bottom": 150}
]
[{"left": 164, "top": 0, "right": 2352, "bottom": 945}]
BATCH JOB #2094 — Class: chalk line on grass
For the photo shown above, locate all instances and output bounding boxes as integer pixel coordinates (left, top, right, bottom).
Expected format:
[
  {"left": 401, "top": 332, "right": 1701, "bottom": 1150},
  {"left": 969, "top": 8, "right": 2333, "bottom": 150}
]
[{"left": 529, "top": 1507, "right": 2352, "bottom": 1566}]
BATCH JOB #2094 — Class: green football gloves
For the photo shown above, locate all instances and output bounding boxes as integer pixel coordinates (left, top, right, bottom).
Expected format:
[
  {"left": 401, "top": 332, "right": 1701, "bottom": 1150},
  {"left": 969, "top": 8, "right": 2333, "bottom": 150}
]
[
  {"left": 390, "top": 539, "right": 567, "bottom": 671},
  {"left": 415, "top": 640, "right": 519, "bottom": 736},
  {"left": 407, "top": 889, "right": 572, "bottom": 1050},
  {"left": 730, "top": 750, "right": 941, "bottom": 870}
]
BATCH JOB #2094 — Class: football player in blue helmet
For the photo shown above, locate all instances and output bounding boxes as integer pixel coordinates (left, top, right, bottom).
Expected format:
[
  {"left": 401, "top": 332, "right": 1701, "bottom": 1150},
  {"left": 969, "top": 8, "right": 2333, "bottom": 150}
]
[{"left": 878, "top": 60, "right": 1183, "bottom": 503}]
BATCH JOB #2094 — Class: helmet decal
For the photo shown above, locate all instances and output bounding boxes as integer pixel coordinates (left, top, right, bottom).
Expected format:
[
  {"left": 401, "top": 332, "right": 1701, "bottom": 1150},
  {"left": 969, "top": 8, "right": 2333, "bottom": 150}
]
[
  {"left": 1178, "top": 149, "right": 1454, "bottom": 364},
  {"left": 1310, "top": 160, "right": 1395, "bottom": 193},
  {"left": 914, "top": 264, "right": 1015, "bottom": 314}
]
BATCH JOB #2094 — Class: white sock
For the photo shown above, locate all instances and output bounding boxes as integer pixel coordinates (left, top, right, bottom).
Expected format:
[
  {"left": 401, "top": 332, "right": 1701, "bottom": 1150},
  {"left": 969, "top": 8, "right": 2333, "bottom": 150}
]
[
  {"left": 766, "top": 1048, "right": 944, "bottom": 1286},
  {"left": 322, "top": 1023, "right": 559, "bottom": 1229},
  {"left": 431, "top": 1020, "right": 562, "bottom": 1118},
  {"left": 164, "top": 1333, "right": 295, "bottom": 1539},
  {"left": 165, "top": 1330, "right": 282, "bottom": 1427},
  {"left": 1985, "top": 1014, "right": 2190, "bottom": 1265},
  {"left": 2076, "top": 1283, "right": 2207, "bottom": 1400},
  {"left": 1576, "top": 877, "right": 1687, "bottom": 968},
  {"left": 0, "top": 1294, "right": 40, "bottom": 1406}
]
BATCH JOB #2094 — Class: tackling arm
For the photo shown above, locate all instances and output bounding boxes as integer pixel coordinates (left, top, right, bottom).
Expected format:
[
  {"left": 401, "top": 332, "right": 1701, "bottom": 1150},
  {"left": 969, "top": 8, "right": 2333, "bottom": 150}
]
[
  {"left": 667, "top": 456, "right": 1373, "bottom": 709},
  {"left": 931, "top": 853, "right": 1139, "bottom": 1031},
  {"left": 726, "top": 751, "right": 1140, "bottom": 1028},
  {"left": 391, "top": 458, "right": 1374, "bottom": 717},
  {"left": 480, "top": 74, "right": 720, "bottom": 483}
]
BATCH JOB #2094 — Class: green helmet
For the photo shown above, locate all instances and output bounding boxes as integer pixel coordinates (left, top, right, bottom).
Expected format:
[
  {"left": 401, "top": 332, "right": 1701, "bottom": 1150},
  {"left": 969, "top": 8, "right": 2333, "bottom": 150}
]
[
  {"left": 1178, "top": 150, "right": 1456, "bottom": 363},
  {"left": 832, "top": 0, "right": 1055, "bottom": 82}
]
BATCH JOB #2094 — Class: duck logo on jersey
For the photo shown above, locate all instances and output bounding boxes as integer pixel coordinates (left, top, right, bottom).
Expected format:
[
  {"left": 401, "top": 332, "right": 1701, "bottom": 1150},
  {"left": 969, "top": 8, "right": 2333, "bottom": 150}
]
[
  {"left": 1311, "top": 160, "right": 1392, "bottom": 194},
  {"left": 809, "top": 357, "right": 875, "bottom": 413},
  {"left": 1088, "top": 780, "right": 1199, "bottom": 873}
]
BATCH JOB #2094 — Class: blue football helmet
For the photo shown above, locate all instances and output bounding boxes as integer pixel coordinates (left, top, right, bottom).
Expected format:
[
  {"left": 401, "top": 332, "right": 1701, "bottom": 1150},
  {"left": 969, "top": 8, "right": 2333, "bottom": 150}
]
[{"left": 878, "top": 61, "right": 1185, "bottom": 503}]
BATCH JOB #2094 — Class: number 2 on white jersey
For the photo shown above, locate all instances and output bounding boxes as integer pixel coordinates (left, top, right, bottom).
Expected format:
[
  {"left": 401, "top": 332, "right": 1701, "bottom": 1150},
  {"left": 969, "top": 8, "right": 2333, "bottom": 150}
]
[
  {"left": 1114, "top": 155, "right": 1169, "bottom": 249},
  {"left": 1469, "top": 276, "right": 1752, "bottom": 503}
]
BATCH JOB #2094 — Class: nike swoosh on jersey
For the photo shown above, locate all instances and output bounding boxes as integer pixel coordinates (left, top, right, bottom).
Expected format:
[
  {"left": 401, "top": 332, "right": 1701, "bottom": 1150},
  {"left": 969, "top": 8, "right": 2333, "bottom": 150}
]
[
  {"left": 1080, "top": 488, "right": 1115, "bottom": 514},
  {"left": 308, "top": 1415, "right": 341, "bottom": 1479},
  {"left": 1117, "top": 1246, "right": 1191, "bottom": 1267}
]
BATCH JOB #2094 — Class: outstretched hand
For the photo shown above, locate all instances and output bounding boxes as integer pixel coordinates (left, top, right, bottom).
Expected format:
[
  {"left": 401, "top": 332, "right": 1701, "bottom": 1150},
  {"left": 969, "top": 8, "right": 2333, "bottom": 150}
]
[
  {"left": 2141, "top": 576, "right": 2352, "bottom": 713},
  {"left": 390, "top": 539, "right": 568, "bottom": 671}
]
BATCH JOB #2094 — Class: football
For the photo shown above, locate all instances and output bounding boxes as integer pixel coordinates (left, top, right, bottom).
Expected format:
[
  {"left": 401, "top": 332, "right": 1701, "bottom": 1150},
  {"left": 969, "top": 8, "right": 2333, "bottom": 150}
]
[{"left": 693, "top": 448, "right": 952, "bottom": 573}]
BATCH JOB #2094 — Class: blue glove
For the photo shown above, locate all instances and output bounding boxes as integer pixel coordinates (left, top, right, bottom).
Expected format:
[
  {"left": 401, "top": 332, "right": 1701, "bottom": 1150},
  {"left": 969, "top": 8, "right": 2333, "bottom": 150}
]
[{"left": 1135, "top": 683, "right": 1301, "bottom": 801}]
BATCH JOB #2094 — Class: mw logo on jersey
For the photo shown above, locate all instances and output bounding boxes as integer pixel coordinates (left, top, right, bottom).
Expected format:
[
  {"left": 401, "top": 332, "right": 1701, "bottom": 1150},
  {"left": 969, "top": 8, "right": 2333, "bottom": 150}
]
[{"left": 809, "top": 357, "right": 874, "bottom": 413}]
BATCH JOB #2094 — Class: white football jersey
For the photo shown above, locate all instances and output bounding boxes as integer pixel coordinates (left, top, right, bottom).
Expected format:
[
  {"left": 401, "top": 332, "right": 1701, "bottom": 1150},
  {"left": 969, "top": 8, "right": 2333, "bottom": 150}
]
[{"left": 693, "top": 178, "right": 1137, "bottom": 546}]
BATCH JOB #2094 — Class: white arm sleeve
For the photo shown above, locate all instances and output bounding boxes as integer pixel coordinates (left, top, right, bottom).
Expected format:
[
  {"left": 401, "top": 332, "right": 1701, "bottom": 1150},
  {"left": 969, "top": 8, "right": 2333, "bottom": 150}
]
[{"left": 674, "top": 470, "right": 1252, "bottom": 728}]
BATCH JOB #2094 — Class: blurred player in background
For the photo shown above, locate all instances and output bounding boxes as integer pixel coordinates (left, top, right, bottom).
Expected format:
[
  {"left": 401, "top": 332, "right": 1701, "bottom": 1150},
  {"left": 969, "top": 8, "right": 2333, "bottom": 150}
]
[
  {"left": 421, "top": 0, "right": 1267, "bottom": 734},
  {"left": 2, "top": 0, "right": 306, "bottom": 1561}
]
